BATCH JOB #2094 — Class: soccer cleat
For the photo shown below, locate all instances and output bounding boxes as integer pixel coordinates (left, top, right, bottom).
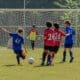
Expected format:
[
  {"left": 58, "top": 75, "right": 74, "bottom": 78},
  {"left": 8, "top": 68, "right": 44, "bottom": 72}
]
[
  {"left": 46, "top": 62, "right": 51, "bottom": 66},
  {"left": 62, "top": 59, "right": 66, "bottom": 63},
  {"left": 70, "top": 57, "right": 74, "bottom": 63},
  {"left": 17, "top": 61, "right": 21, "bottom": 65}
]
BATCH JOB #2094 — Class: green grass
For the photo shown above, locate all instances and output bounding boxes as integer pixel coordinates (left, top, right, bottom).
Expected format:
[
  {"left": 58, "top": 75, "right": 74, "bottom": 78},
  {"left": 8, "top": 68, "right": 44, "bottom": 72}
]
[{"left": 0, "top": 47, "right": 80, "bottom": 80}]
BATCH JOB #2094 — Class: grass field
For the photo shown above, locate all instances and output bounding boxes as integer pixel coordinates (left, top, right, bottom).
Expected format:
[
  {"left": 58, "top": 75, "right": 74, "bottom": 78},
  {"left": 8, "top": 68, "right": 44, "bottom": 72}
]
[{"left": 0, "top": 47, "right": 80, "bottom": 80}]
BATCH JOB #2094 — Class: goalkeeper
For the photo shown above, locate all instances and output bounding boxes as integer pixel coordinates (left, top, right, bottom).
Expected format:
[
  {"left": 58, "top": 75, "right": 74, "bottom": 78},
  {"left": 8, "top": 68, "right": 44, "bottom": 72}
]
[{"left": 27, "top": 25, "right": 38, "bottom": 50}]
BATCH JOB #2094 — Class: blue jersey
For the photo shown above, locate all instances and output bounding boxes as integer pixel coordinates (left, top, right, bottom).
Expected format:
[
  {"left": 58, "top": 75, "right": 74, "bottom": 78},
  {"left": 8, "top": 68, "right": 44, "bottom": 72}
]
[
  {"left": 64, "top": 27, "right": 75, "bottom": 44},
  {"left": 10, "top": 33, "right": 24, "bottom": 51}
]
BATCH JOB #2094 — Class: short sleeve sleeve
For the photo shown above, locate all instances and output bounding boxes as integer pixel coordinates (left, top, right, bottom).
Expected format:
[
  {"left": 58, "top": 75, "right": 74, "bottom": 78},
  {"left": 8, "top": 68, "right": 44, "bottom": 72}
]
[{"left": 9, "top": 33, "right": 15, "bottom": 37}]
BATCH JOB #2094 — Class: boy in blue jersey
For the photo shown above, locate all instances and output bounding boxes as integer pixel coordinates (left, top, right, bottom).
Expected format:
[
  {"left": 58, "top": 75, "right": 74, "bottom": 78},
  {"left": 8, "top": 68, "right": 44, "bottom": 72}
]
[
  {"left": 1, "top": 28, "right": 27, "bottom": 65},
  {"left": 62, "top": 21, "right": 75, "bottom": 63}
]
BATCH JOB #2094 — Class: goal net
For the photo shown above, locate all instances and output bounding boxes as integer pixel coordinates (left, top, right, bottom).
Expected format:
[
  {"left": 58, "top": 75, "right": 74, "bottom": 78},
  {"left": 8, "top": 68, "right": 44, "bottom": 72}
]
[{"left": 0, "top": 9, "right": 79, "bottom": 49}]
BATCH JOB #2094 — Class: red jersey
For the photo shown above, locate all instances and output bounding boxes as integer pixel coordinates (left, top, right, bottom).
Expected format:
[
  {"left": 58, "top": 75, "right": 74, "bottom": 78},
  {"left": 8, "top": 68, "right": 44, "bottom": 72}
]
[
  {"left": 52, "top": 29, "right": 66, "bottom": 46},
  {"left": 44, "top": 28, "right": 66, "bottom": 46},
  {"left": 44, "top": 28, "right": 54, "bottom": 46}
]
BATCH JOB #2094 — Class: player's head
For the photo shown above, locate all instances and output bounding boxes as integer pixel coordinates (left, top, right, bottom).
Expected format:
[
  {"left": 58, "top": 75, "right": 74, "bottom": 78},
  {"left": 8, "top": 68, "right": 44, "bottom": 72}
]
[
  {"left": 17, "top": 28, "right": 23, "bottom": 35},
  {"left": 32, "top": 24, "right": 36, "bottom": 29},
  {"left": 46, "top": 21, "right": 52, "bottom": 28},
  {"left": 53, "top": 23, "right": 60, "bottom": 29},
  {"left": 64, "top": 21, "right": 71, "bottom": 27}
]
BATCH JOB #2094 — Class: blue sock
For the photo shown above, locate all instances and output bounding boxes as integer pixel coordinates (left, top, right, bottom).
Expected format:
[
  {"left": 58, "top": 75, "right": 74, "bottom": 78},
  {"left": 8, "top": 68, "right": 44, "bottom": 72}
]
[
  {"left": 70, "top": 51, "right": 73, "bottom": 58},
  {"left": 63, "top": 51, "right": 66, "bottom": 61},
  {"left": 47, "top": 55, "right": 51, "bottom": 64}
]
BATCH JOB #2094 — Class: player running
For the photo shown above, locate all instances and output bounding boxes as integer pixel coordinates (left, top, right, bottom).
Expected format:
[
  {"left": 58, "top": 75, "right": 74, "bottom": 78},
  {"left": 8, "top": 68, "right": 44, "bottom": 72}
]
[
  {"left": 62, "top": 21, "right": 75, "bottom": 63},
  {"left": 27, "top": 25, "right": 38, "bottom": 50},
  {"left": 1, "top": 28, "right": 27, "bottom": 65}
]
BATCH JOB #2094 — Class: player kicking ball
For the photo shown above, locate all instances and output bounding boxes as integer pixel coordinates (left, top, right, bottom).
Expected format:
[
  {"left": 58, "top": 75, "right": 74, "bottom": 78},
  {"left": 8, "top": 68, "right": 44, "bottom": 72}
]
[
  {"left": 41, "top": 22, "right": 70, "bottom": 66},
  {"left": 62, "top": 21, "right": 75, "bottom": 63},
  {"left": 0, "top": 28, "right": 27, "bottom": 65}
]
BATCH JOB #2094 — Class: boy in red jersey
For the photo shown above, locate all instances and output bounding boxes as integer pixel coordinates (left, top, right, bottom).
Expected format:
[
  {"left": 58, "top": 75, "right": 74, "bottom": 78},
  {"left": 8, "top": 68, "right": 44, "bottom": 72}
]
[{"left": 41, "top": 21, "right": 54, "bottom": 66}]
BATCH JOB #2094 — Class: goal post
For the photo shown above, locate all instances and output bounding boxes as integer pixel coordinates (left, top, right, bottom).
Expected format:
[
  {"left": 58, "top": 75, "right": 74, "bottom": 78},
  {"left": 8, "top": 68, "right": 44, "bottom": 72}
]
[{"left": 0, "top": 9, "right": 79, "bottom": 48}]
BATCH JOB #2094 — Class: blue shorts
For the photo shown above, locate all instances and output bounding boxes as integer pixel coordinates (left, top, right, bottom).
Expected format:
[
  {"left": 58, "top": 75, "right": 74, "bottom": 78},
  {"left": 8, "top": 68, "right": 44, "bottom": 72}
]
[
  {"left": 64, "top": 43, "right": 73, "bottom": 48},
  {"left": 14, "top": 50, "right": 25, "bottom": 59}
]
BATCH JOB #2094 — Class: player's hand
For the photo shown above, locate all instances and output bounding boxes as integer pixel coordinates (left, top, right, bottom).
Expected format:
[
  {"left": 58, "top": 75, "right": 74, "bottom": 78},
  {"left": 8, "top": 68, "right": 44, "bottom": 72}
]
[{"left": 66, "top": 33, "right": 70, "bottom": 36}]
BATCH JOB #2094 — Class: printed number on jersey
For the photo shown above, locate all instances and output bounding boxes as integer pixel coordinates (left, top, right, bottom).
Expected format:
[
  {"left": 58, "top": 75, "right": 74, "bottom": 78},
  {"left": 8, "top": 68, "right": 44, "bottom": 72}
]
[{"left": 48, "top": 33, "right": 61, "bottom": 40}]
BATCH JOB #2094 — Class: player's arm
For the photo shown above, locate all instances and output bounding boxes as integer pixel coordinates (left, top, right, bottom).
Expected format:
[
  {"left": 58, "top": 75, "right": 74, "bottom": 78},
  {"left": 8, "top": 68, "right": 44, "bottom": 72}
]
[
  {"left": 27, "top": 29, "right": 32, "bottom": 36},
  {"left": 60, "top": 30, "right": 70, "bottom": 37},
  {"left": 0, "top": 27, "right": 10, "bottom": 35}
]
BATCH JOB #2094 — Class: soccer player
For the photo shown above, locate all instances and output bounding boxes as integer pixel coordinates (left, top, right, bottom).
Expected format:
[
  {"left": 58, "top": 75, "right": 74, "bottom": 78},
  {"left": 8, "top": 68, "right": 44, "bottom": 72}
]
[
  {"left": 27, "top": 25, "right": 38, "bottom": 50},
  {"left": 62, "top": 21, "right": 75, "bottom": 63},
  {"left": 0, "top": 28, "right": 27, "bottom": 65},
  {"left": 41, "top": 21, "right": 53, "bottom": 66}
]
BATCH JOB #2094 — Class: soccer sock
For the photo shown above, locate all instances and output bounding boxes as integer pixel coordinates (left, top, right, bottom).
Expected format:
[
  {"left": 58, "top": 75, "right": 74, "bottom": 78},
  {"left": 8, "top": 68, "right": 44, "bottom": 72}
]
[
  {"left": 52, "top": 53, "right": 54, "bottom": 60},
  {"left": 51, "top": 53, "right": 54, "bottom": 63},
  {"left": 31, "top": 41, "right": 35, "bottom": 50},
  {"left": 63, "top": 51, "right": 66, "bottom": 61},
  {"left": 47, "top": 54, "right": 51, "bottom": 64},
  {"left": 70, "top": 51, "right": 73, "bottom": 58},
  {"left": 16, "top": 55, "right": 20, "bottom": 64},
  {"left": 42, "top": 52, "right": 47, "bottom": 63}
]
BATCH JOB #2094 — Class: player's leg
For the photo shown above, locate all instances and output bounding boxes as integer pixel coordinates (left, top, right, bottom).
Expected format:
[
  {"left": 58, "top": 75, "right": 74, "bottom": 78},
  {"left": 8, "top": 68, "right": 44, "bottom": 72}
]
[
  {"left": 46, "top": 46, "right": 59, "bottom": 66},
  {"left": 14, "top": 50, "right": 21, "bottom": 65},
  {"left": 47, "top": 51, "right": 54, "bottom": 66},
  {"left": 16, "top": 54, "right": 21, "bottom": 65},
  {"left": 69, "top": 46, "right": 74, "bottom": 63},
  {"left": 41, "top": 50, "right": 48, "bottom": 65},
  {"left": 62, "top": 44, "right": 67, "bottom": 62},
  {"left": 31, "top": 40, "right": 35, "bottom": 50},
  {"left": 62, "top": 48, "right": 67, "bottom": 62},
  {"left": 41, "top": 46, "right": 48, "bottom": 66},
  {"left": 20, "top": 51, "right": 26, "bottom": 60}
]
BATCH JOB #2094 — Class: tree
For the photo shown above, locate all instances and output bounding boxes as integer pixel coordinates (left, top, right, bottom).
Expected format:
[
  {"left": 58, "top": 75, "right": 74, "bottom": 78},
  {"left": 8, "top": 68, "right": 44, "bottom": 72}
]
[
  {"left": 54, "top": 0, "right": 80, "bottom": 9},
  {"left": 54, "top": 0, "right": 80, "bottom": 46}
]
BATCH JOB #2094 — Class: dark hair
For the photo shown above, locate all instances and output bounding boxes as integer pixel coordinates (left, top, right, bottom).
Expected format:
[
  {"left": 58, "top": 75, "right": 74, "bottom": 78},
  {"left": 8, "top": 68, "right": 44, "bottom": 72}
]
[
  {"left": 32, "top": 24, "right": 36, "bottom": 28},
  {"left": 53, "top": 23, "right": 60, "bottom": 29},
  {"left": 46, "top": 21, "right": 52, "bottom": 28},
  {"left": 65, "top": 21, "right": 71, "bottom": 26},
  {"left": 18, "top": 28, "right": 23, "bottom": 33}
]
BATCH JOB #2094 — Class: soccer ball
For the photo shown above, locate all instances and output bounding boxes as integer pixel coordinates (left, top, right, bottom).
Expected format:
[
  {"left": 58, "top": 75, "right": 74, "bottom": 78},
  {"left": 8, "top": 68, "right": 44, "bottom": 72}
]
[{"left": 28, "top": 57, "right": 34, "bottom": 64}]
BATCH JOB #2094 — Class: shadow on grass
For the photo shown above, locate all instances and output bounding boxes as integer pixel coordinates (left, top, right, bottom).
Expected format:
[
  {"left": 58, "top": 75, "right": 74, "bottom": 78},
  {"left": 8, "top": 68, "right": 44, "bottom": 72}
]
[
  {"left": 34, "top": 64, "right": 54, "bottom": 68},
  {"left": 4, "top": 64, "right": 16, "bottom": 67},
  {"left": 3, "top": 64, "right": 23, "bottom": 67},
  {"left": 55, "top": 61, "right": 65, "bottom": 64}
]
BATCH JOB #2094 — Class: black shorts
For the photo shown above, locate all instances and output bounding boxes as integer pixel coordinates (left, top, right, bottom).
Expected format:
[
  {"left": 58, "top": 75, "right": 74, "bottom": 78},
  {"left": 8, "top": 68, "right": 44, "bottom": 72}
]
[
  {"left": 44, "top": 46, "right": 59, "bottom": 53},
  {"left": 64, "top": 43, "right": 73, "bottom": 48}
]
